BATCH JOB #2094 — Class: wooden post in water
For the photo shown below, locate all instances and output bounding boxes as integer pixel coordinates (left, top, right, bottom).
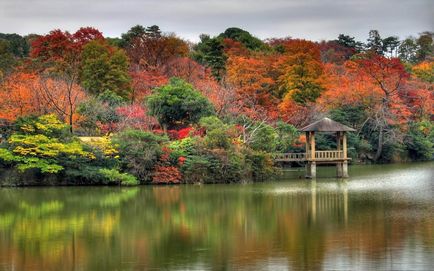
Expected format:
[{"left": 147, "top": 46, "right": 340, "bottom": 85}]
[
  {"left": 293, "top": 118, "right": 356, "bottom": 178},
  {"left": 305, "top": 132, "right": 311, "bottom": 177},
  {"left": 306, "top": 131, "right": 316, "bottom": 178},
  {"left": 336, "top": 132, "right": 343, "bottom": 177},
  {"left": 342, "top": 132, "right": 349, "bottom": 178}
]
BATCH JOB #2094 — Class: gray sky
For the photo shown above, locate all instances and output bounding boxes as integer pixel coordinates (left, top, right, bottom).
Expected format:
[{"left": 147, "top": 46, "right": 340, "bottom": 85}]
[{"left": 0, "top": 0, "right": 432, "bottom": 42}]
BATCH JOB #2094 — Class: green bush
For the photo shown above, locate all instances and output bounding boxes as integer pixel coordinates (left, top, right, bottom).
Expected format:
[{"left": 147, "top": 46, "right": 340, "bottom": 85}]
[
  {"left": 244, "top": 149, "right": 275, "bottom": 181},
  {"left": 405, "top": 121, "right": 433, "bottom": 160},
  {"left": 98, "top": 168, "right": 139, "bottom": 186},
  {"left": 112, "top": 129, "right": 167, "bottom": 182},
  {"left": 249, "top": 124, "right": 278, "bottom": 153}
]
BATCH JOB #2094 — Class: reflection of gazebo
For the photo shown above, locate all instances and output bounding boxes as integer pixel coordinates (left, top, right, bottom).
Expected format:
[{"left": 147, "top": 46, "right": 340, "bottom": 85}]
[{"left": 275, "top": 118, "right": 356, "bottom": 178}]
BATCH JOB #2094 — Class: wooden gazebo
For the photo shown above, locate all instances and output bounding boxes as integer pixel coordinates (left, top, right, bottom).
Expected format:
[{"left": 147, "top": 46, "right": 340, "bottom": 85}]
[{"left": 275, "top": 118, "right": 356, "bottom": 178}]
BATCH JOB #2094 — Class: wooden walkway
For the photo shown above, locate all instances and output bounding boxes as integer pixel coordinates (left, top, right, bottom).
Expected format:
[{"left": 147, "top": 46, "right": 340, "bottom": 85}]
[{"left": 274, "top": 150, "right": 348, "bottom": 162}]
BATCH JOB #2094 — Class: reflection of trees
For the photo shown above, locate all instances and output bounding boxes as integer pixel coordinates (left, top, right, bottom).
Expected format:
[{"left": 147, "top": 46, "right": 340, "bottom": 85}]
[
  {"left": 0, "top": 188, "right": 138, "bottom": 271},
  {"left": 0, "top": 182, "right": 432, "bottom": 270}
]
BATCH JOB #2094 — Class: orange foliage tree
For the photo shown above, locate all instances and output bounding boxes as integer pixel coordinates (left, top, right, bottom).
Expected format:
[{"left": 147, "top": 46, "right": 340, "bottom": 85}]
[
  {"left": 0, "top": 72, "right": 86, "bottom": 127},
  {"left": 320, "top": 53, "right": 410, "bottom": 160},
  {"left": 0, "top": 73, "right": 43, "bottom": 120},
  {"left": 30, "top": 27, "right": 101, "bottom": 131}
]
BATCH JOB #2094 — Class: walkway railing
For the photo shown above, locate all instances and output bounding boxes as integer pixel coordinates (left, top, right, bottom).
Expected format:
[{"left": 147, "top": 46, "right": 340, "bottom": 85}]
[
  {"left": 274, "top": 152, "right": 306, "bottom": 161},
  {"left": 275, "top": 150, "right": 344, "bottom": 162}
]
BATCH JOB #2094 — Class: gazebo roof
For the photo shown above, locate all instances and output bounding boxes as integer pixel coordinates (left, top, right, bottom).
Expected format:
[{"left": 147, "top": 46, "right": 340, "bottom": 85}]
[{"left": 300, "top": 117, "right": 356, "bottom": 132}]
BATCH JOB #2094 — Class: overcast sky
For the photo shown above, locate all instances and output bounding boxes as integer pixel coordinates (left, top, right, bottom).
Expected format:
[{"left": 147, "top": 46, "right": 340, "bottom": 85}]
[{"left": 0, "top": 0, "right": 432, "bottom": 42}]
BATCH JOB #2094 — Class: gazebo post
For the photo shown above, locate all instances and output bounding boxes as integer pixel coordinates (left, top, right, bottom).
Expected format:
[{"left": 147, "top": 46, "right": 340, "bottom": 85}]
[
  {"left": 305, "top": 132, "right": 311, "bottom": 178},
  {"left": 295, "top": 117, "right": 355, "bottom": 179},
  {"left": 342, "top": 132, "right": 349, "bottom": 178},
  {"left": 306, "top": 131, "right": 316, "bottom": 178},
  {"left": 336, "top": 132, "right": 343, "bottom": 178}
]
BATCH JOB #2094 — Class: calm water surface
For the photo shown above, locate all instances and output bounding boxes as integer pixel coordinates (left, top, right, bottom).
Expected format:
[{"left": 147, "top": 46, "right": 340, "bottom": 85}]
[{"left": 0, "top": 162, "right": 433, "bottom": 271}]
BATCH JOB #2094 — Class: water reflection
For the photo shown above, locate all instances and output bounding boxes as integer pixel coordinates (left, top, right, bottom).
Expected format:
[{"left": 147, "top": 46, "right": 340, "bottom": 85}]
[{"left": 0, "top": 162, "right": 433, "bottom": 270}]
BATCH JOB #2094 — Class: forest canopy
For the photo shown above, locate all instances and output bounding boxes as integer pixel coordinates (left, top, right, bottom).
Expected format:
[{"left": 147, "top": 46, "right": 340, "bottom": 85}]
[{"left": 0, "top": 26, "right": 432, "bottom": 185}]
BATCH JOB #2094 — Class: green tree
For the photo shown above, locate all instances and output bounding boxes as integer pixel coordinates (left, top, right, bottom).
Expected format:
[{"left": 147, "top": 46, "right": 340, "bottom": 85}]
[
  {"left": 366, "top": 30, "right": 383, "bottom": 55},
  {"left": 112, "top": 129, "right": 167, "bottom": 182},
  {"left": 80, "top": 40, "right": 131, "bottom": 98},
  {"left": 120, "top": 25, "right": 146, "bottom": 48},
  {"left": 398, "top": 37, "right": 418, "bottom": 63},
  {"left": 218, "top": 27, "right": 265, "bottom": 50},
  {"left": 405, "top": 121, "right": 433, "bottom": 160},
  {"left": 416, "top": 31, "right": 433, "bottom": 62},
  {"left": 0, "top": 40, "right": 16, "bottom": 80},
  {"left": 0, "top": 33, "right": 29, "bottom": 58},
  {"left": 192, "top": 35, "right": 227, "bottom": 81},
  {"left": 382, "top": 36, "right": 400, "bottom": 57},
  {"left": 275, "top": 121, "right": 299, "bottom": 152},
  {"left": 336, "top": 34, "right": 364, "bottom": 52},
  {"left": 248, "top": 124, "right": 278, "bottom": 153},
  {"left": 146, "top": 78, "right": 215, "bottom": 130},
  {"left": 200, "top": 116, "right": 233, "bottom": 149}
]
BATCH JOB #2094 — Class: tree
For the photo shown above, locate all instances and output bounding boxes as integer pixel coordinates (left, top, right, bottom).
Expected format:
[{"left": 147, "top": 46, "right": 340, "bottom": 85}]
[
  {"left": 0, "top": 40, "right": 17, "bottom": 80},
  {"left": 398, "top": 37, "right": 418, "bottom": 63},
  {"left": 218, "top": 27, "right": 265, "bottom": 50},
  {"left": 112, "top": 129, "right": 167, "bottom": 182},
  {"left": 336, "top": 34, "right": 364, "bottom": 52},
  {"left": 80, "top": 40, "right": 131, "bottom": 97},
  {"left": 146, "top": 78, "right": 215, "bottom": 130},
  {"left": 276, "top": 39, "right": 325, "bottom": 104},
  {"left": 226, "top": 54, "right": 276, "bottom": 108},
  {"left": 412, "top": 61, "right": 434, "bottom": 83},
  {"left": 382, "top": 36, "right": 400, "bottom": 58},
  {"left": 199, "top": 116, "right": 234, "bottom": 149},
  {"left": 0, "top": 33, "right": 29, "bottom": 58},
  {"left": 404, "top": 120, "right": 433, "bottom": 160},
  {"left": 30, "top": 27, "right": 103, "bottom": 132},
  {"left": 415, "top": 31, "right": 433, "bottom": 62},
  {"left": 319, "top": 40, "right": 355, "bottom": 64},
  {"left": 36, "top": 76, "right": 86, "bottom": 133},
  {"left": 121, "top": 25, "right": 188, "bottom": 71},
  {"left": 0, "top": 72, "right": 43, "bottom": 120},
  {"left": 366, "top": 30, "right": 383, "bottom": 55},
  {"left": 76, "top": 90, "right": 125, "bottom": 135},
  {"left": 0, "top": 72, "right": 86, "bottom": 126},
  {"left": 248, "top": 123, "right": 278, "bottom": 153},
  {"left": 192, "top": 35, "right": 227, "bottom": 81},
  {"left": 163, "top": 57, "right": 206, "bottom": 84},
  {"left": 337, "top": 34, "right": 356, "bottom": 48},
  {"left": 351, "top": 54, "right": 410, "bottom": 160}
]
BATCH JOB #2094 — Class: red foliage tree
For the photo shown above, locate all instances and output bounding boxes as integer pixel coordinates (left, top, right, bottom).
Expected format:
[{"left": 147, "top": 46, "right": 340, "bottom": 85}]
[{"left": 152, "top": 147, "right": 182, "bottom": 184}]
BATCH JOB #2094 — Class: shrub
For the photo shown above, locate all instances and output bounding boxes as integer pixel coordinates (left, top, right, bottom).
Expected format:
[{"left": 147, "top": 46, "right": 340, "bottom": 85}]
[
  {"left": 112, "top": 129, "right": 167, "bottom": 182},
  {"left": 244, "top": 150, "right": 275, "bottom": 181},
  {"left": 181, "top": 155, "right": 213, "bottom": 183},
  {"left": 152, "top": 165, "right": 182, "bottom": 184},
  {"left": 405, "top": 121, "right": 433, "bottom": 160},
  {"left": 249, "top": 124, "right": 278, "bottom": 153},
  {"left": 98, "top": 168, "right": 139, "bottom": 186}
]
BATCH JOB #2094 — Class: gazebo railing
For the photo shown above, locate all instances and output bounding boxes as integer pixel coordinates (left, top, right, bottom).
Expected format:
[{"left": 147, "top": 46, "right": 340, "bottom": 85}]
[
  {"left": 274, "top": 152, "right": 306, "bottom": 161},
  {"left": 310, "top": 150, "right": 344, "bottom": 160},
  {"left": 275, "top": 150, "right": 345, "bottom": 161}
]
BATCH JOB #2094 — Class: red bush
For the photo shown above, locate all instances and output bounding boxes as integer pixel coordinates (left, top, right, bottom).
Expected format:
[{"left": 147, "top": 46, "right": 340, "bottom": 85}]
[{"left": 152, "top": 166, "right": 182, "bottom": 184}]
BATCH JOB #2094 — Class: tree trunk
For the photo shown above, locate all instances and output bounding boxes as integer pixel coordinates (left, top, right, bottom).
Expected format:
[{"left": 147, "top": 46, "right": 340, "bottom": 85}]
[{"left": 69, "top": 113, "right": 73, "bottom": 133}]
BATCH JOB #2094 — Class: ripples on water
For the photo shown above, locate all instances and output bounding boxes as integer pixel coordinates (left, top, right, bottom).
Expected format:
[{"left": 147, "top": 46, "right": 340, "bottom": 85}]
[{"left": 0, "top": 162, "right": 433, "bottom": 270}]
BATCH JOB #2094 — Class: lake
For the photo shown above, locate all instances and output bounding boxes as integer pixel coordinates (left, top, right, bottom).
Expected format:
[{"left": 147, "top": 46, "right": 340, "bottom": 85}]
[{"left": 0, "top": 162, "right": 433, "bottom": 270}]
